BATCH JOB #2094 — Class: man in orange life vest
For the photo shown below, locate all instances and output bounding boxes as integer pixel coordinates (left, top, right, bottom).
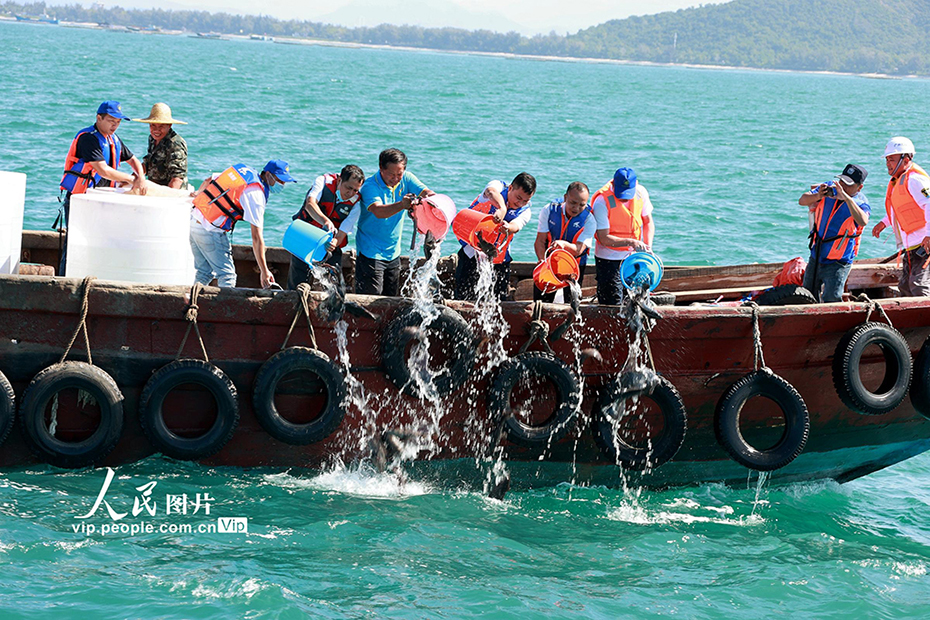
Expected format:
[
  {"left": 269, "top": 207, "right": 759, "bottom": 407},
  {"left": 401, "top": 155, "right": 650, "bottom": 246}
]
[
  {"left": 58, "top": 100, "right": 147, "bottom": 275},
  {"left": 190, "top": 160, "right": 295, "bottom": 289},
  {"left": 453, "top": 172, "right": 536, "bottom": 301},
  {"left": 872, "top": 137, "right": 930, "bottom": 297},
  {"left": 591, "top": 167, "right": 654, "bottom": 305},
  {"left": 286, "top": 164, "right": 365, "bottom": 290},
  {"left": 533, "top": 181, "right": 595, "bottom": 303},
  {"left": 798, "top": 163, "right": 870, "bottom": 302}
]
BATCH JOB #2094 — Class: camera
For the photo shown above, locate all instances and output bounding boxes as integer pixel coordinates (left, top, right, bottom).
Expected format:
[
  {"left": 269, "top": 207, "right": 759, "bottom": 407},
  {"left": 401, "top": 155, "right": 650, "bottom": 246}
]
[{"left": 822, "top": 182, "right": 837, "bottom": 197}]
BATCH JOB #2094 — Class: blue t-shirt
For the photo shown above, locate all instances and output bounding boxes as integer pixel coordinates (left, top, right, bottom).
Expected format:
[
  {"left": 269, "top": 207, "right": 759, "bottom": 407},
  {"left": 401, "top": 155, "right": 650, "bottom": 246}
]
[
  {"left": 809, "top": 189, "right": 871, "bottom": 264},
  {"left": 356, "top": 170, "right": 428, "bottom": 260}
]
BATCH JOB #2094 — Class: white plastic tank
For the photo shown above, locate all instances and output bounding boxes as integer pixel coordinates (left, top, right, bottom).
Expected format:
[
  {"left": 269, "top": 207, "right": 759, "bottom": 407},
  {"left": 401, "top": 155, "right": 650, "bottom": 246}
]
[
  {"left": 66, "top": 187, "right": 196, "bottom": 285},
  {"left": 0, "top": 171, "right": 26, "bottom": 275}
]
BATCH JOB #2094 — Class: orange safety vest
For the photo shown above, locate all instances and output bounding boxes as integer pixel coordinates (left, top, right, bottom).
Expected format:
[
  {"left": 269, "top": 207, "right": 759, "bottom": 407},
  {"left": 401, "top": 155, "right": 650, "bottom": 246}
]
[
  {"left": 60, "top": 125, "right": 122, "bottom": 195},
  {"left": 886, "top": 162, "right": 930, "bottom": 235},
  {"left": 810, "top": 197, "right": 864, "bottom": 262},
  {"left": 592, "top": 181, "right": 644, "bottom": 252},
  {"left": 192, "top": 164, "right": 264, "bottom": 232}
]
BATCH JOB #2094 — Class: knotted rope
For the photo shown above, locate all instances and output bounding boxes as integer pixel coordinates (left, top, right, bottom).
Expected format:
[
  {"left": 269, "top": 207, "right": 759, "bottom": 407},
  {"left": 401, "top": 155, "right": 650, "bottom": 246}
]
[
  {"left": 176, "top": 283, "right": 210, "bottom": 362},
  {"left": 746, "top": 302, "right": 767, "bottom": 371},
  {"left": 281, "top": 282, "right": 318, "bottom": 350},
  {"left": 518, "top": 300, "right": 553, "bottom": 355},
  {"left": 854, "top": 292, "right": 893, "bottom": 327},
  {"left": 59, "top": 276, "right": 96, "bottom": 365}
]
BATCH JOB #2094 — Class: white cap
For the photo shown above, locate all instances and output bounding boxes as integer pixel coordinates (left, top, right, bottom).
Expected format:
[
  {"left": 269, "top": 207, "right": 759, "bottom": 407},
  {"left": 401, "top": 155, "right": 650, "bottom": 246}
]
[{"left": 885, "top": 136, "right": 916, "bottom": 157}]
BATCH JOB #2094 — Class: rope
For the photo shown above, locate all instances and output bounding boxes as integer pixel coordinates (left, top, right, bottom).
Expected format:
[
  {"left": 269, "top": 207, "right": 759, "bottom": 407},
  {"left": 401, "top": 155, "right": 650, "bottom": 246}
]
[
  {"left": 747, "top": 302, "right": 767, "bottom": 371},
  {"left": 518, "top": 300, "right": 553, "bottom": 355},
  {"left": 59, "top": 276, "right": 96, "bottom": 365},
  {"left": 643, "top": 332, "right": 657, "bottom": 372},
  {"left": 176, "top": 283, "right": 210, "bottom": 362},
  {"left": 854, "top": 292, "right": 893, "bottom": 327},
  {"left": 281, "top": 283, "right": 318, "bottom": 351}
]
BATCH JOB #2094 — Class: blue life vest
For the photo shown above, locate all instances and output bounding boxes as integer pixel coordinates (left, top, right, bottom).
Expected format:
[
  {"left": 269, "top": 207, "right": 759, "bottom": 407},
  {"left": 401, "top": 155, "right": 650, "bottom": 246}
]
[
  {"left": 809, "top": 191, "right": 869, "bottom": 264},
  {"left": 60, "top": 125, "right": 123, "bottom": 194},
  {"left": 546, "top": 199, "right": 593, "bottom": 266}
]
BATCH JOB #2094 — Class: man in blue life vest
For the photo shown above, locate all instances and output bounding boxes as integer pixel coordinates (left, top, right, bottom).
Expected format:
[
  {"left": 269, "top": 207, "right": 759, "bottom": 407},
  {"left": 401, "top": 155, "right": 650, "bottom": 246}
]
[
  {"left": 591, "top": 167, "right": 654, "bottom": 305},
  {"left": 190, "top": 160, "right": 296, "bottom": 289},
  {"left": 533, "top": 181, "right": 595, "bottom": 302},
  {"left": 356, "top": 148, "right": 434, "bottom": 296},
  {"left": 454, "top": 172, "right": 536, "bottom": 301},
  {"left": 872, "top": 137, "right": 930, "bottom": 297},
  {"left": 286, "top": 164, "right": 365, "bottom": 290},
  {"left": 799, "top": 163, "right": 870, "bottom": 302},
  {"left": 58, "top": 100, "right": 147, "bottom": 275}
]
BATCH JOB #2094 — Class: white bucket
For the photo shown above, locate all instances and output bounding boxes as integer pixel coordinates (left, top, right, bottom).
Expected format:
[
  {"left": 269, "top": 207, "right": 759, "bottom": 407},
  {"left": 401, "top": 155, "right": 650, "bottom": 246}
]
[
  {"left": 0, "top": 171, "right": 26, "bottom": 275},
  {"left": 66, "top": 189, "right": 196, "bottom": 285}
]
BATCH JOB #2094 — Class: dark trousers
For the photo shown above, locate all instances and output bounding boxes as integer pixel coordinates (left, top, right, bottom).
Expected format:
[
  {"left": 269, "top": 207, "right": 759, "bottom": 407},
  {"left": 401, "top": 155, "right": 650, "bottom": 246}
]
[
  {"left": 355, "top": 253, "right": 401, "bottom": 296},
  {"left": 58, "top": 192, "right": 72, "bottom": 276},
  {"left": 596, "top": 258, "right": 624, "bottom": 306},
  {"left": 287, "top": 247, "right": 343, "bottom": 290},
  {"left": 454, "top": 248, "right": 511, "bottom": 301},
  {"left": 534, "top": 264, "right": 587, "bottom": 303}
]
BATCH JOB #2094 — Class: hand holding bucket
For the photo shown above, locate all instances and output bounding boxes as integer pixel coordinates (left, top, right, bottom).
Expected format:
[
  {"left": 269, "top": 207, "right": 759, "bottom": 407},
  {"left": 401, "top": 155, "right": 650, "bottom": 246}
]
[
  {"left": 283, "top": 219, "right": 334, "bottom": 265},
  {"left": 620, "top": 252, "right": 664, "bottom": 291},
  {"left": 452, "top": 209, "right": 512, "bottom": 262},
  {"left": 533, "top": 248, "right": 580, "bottom": 294}
]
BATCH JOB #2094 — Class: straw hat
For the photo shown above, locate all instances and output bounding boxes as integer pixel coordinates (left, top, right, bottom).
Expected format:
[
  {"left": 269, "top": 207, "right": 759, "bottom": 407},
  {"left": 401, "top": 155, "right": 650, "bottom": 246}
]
[{"left": 134, "top": 102, "right": 187, "bottom": 125}]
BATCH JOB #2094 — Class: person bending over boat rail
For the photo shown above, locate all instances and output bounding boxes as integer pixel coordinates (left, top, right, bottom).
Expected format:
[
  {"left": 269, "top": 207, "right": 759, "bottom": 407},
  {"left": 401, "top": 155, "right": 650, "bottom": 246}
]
[
  {"left": 454, "top": 172, "right": 536, "bottom": 301},
  {"left": 355, "top": 148, "right": 434, "bottom": 296},
  {"left": 58, "top": 100, "right": 147, "bottom": 275},
  {"left": 190, "top": 160, "right": 296, "bottom": 289},
  {"left": 591, "top": 167, "right": 654, "bottom": 305},
  {"left": 134, "top": 102, "right": 188, "bottom": 189},
  {"left": 533, "top": 181, "right": 595, "bottom": 303},
  {"left": 287, "top": 164, "right": 365, "bottom": 289},
  {"left": 798, "top": 163, "right": 870, "bottom": 302},
  {"left": 873, "top": 137, "right": 930, "bottom": 297}
]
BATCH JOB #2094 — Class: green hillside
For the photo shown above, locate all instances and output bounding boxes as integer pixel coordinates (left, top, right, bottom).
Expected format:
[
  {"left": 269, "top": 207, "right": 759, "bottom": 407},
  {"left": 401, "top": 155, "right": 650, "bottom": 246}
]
[
  {"left": 3, "top": 0, "right": 929, "bottom": 75},
  {"left": 564, "top": 0, "right": 930, "bottom": 74}
]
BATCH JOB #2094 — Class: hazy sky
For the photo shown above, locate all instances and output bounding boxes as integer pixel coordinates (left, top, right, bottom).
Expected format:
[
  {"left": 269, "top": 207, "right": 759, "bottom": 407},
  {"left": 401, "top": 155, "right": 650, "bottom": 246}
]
[{"left": 100, "top": 0, "right": 721, "bottom": 35}]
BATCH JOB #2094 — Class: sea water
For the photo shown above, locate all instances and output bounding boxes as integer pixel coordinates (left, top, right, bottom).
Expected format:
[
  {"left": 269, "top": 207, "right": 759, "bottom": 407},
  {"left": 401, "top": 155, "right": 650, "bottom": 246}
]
[{"left": 3, "top": 20, "right": 930, "bottom": 618}]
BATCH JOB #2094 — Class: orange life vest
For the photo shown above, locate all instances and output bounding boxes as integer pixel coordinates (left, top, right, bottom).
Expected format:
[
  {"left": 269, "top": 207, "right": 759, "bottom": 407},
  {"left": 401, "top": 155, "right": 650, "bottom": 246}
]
[
  {"left": 810, "top": 197, "right": 864, "bottom": 262},
  {"left": 886, "top": 162, "right": 930, "bottom": 235},
  {"left": 592, "top": 181, "right": 644, "bottom": 252},
  {"left": 60, "top": 125, "right": 122, "bottom": 195},
  {"left": 192, "top": 164, "right": 264, "bottom": 232}
]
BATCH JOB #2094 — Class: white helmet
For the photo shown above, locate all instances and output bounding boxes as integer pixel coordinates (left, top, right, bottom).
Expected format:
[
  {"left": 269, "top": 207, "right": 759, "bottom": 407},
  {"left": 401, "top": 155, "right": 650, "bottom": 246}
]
[{"left": 885, "top": 136, "right": 916, "bottom": 157}]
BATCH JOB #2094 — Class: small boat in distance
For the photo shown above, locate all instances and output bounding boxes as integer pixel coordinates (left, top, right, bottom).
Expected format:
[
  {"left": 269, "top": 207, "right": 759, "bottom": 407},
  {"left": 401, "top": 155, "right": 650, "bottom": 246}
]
[{"left": 194, "top": 32, "right": 223, "bottom": 39}]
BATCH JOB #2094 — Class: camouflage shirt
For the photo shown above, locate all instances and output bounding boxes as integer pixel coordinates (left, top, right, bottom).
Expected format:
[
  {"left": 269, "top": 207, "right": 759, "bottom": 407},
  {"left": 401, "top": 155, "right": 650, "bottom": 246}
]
[{"left": 142, "top": 129, "right": 188, "bottom": 186}]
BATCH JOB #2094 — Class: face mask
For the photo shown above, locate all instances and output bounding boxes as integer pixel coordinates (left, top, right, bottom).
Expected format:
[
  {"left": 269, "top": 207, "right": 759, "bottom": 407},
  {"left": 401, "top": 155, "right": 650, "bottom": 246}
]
[{"left": 268, "top": 182, "right": 283, "bottom": 194}]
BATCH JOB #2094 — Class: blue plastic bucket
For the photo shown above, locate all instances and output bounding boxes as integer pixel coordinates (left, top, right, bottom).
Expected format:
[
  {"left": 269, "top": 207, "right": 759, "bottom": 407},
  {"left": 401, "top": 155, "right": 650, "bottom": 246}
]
[
  {"left": 283, "top": 219, "right": 334, "bottom": 265},
  {"left": 620, "top": 252, "right": 664, "bottom": 291}
]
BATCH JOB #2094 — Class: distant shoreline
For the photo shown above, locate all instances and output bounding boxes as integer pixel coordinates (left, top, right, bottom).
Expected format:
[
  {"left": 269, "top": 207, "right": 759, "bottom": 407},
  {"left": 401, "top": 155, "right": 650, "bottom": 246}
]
[{"left": 0, "top": 15, "right": 914, "bottom": 81}]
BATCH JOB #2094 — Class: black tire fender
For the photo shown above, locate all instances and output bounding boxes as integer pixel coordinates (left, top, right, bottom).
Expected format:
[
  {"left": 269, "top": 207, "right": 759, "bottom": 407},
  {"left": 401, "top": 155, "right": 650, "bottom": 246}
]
[
  {"left": 755, "top": 284, "right": 817, "bottom": 306},
  {"left": 19, "top": 362, "right": 124, "bottom": 469},
  {"left": 912, "top": 337, "right": 930, "bottom": 420},
  {"left": 832, "top": 322, "right": 912, "bottom": 415},
  {"left": 594, "top": 373, "right": 687, "bottom": 470},
  {"left": 0, "top": 370, "right": 14, "bottom": 447},
  {"left": 381, "top": 305, "right": 476, "bottom": 398},
  {"left": 253, "top": 347, "right": 346, "bottom": 445},
  {"left": 715, "top": 370, "right": 810, "bottom": 471},
  {"left": 139, "top": 359, "right": 239, "bottom": 460},
  {"left": 489, "top": 352, "right": 581, "bottom": 447},
  {"left": 650, "top": 291, "right": 676, "bottom": 306}
]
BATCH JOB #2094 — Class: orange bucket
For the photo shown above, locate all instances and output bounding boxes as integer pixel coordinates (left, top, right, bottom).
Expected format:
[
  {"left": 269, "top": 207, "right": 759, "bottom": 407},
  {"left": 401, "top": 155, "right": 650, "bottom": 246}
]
[
  {"left": 452, "top": 209, "right": 511, "bottom": 260},
  {"left": 533, "top": 248, "right": 580, "bottom": 294}
]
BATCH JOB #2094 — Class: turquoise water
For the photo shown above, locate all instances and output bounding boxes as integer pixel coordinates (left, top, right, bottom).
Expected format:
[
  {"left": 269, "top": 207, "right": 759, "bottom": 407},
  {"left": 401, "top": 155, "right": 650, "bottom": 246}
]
[{"left": 3, "top": 21, "right": 930, "bottom": 618}]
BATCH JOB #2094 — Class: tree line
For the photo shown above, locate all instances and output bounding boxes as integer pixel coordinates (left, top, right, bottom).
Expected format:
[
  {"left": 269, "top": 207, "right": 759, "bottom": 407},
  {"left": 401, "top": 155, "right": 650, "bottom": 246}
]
[{"left": 3, "top": 0, "right": 928, "bottom": 75}]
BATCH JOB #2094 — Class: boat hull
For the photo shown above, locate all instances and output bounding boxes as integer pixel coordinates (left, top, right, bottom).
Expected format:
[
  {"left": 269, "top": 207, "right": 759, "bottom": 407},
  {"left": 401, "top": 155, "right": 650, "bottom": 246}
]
[{"left": 1, "top": 273, "right": 929, "bottom": 488}]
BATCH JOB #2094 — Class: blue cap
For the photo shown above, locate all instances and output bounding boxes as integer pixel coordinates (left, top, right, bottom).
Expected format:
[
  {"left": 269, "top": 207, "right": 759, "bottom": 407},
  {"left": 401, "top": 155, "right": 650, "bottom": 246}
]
[
  {"left": 613, "top": 167, "right": 638, "bottom": 200},
  {"left": 96, "top": 100, "right": 131, "bottom": 120},
  {"left": 263, "top": 159, "right": 296, "bottom": 183}
]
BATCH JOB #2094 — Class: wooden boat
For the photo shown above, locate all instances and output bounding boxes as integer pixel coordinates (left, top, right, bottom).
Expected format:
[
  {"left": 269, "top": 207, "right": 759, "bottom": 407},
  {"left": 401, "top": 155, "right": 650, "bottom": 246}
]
[{"left": 1, "top": 231, "right": 928, "bottom": 489}]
